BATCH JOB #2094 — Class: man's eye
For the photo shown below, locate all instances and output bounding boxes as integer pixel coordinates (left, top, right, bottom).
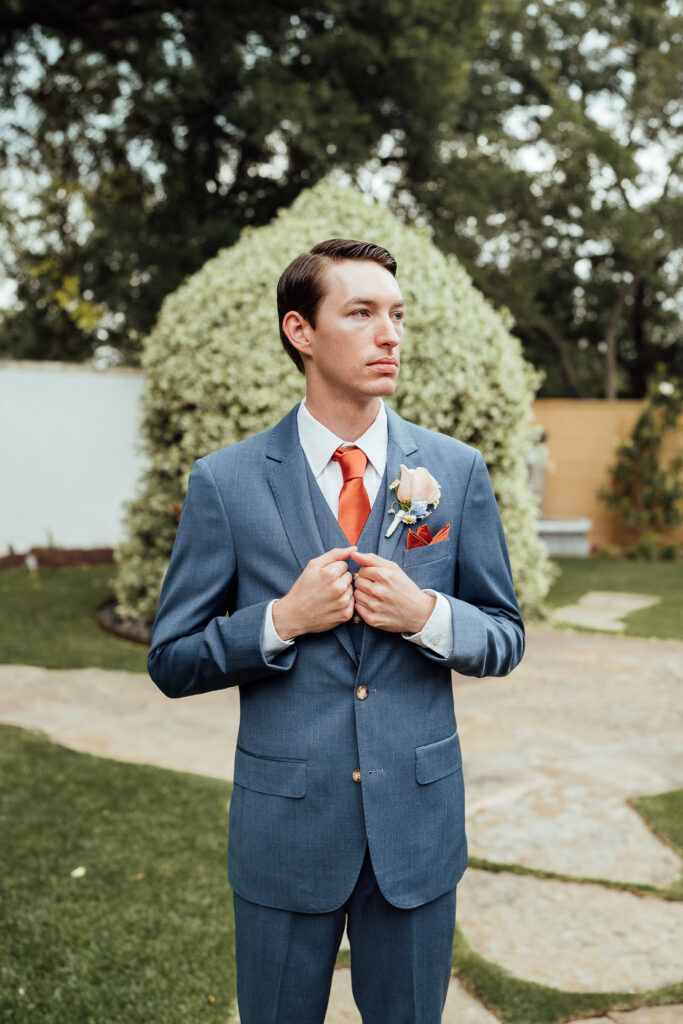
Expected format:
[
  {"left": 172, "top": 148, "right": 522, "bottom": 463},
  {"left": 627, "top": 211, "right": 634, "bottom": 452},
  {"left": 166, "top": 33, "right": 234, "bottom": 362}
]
[
  {"left": 392, "top": 311, "right": 404, "bottom": 321},
  {"left": 352, "top": 309, "right": 370, "bottom": 317}
]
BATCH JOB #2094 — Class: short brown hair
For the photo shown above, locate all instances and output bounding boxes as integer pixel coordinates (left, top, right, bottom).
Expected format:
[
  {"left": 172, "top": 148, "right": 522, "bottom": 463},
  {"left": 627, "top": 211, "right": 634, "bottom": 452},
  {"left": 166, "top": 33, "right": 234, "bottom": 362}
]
[{"left": 277, "top": 238, "right": 398, "bottom": 374}]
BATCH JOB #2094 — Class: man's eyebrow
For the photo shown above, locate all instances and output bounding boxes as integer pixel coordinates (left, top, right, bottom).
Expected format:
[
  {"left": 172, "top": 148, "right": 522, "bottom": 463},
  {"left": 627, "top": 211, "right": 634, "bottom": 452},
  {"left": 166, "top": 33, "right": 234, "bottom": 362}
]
[{"left": 344, "top": 296, "right": 406, "bottom": 307}]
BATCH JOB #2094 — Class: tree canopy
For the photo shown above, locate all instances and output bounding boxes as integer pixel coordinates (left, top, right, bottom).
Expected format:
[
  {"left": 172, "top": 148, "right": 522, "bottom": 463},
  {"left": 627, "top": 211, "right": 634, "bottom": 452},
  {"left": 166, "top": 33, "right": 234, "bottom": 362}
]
[
  {"left": 1, "top": 1, "right": 681, "bottom": 396},
  {"left": 0, "top": 0, "right": 482, "bottom": 362}
]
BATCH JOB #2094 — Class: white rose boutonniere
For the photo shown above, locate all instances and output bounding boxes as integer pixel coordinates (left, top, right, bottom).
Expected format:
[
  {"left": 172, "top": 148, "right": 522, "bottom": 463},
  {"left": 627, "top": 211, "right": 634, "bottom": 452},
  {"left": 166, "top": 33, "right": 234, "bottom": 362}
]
[{"left": 385, "top": 464, "right": 441, "bottom": 537}]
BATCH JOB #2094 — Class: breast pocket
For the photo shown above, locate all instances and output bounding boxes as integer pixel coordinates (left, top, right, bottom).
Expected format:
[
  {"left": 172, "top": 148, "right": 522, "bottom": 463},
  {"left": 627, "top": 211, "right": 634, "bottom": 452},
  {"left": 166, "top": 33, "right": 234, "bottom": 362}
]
[{"left": 403, "top": 541, "right": 451, "bottom": 569}]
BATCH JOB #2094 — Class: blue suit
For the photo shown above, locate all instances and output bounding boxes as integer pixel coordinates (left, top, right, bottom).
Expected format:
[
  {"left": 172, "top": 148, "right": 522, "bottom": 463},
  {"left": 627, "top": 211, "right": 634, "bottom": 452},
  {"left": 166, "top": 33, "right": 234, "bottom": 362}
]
[
  {"left": 149, "top": 402, "right": 523, "bottom": 904},
  {"left": 148, "top": 402, "right": 524, "bottom": 1019}
]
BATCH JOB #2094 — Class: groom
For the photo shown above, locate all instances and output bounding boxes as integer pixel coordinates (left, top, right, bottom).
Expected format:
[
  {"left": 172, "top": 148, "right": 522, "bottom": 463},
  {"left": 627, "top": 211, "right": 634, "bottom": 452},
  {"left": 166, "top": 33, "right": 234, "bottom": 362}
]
[{"left": 148, "top": 238, "right": 524, "bottom": 1023}]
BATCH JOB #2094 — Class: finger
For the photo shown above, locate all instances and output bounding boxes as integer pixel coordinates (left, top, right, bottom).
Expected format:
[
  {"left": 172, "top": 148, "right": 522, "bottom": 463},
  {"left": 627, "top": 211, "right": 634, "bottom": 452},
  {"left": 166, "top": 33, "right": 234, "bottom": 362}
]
[
  {"left": 357, "top": 565, "right": 386, "bottom": 581},
  {"left": 352, "top": 550, "right": 386, "bottom": 567},
  {"left": 317, "top": 545, "right": 358, "bottom": 567}
]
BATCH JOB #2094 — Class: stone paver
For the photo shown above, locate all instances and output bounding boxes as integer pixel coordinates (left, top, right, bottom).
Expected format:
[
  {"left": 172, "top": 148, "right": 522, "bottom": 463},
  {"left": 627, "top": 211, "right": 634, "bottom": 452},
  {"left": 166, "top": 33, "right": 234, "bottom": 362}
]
[
  {"left": 457, "top": 869, "right": 683, "bottom": 992},
  {"left": 324, "top": 970, "right": 502, "bottom": 1024},
  {"left": 609, "top": 1008, "right": 683, "bottom": 1023},
  {"left": 457, "top": 629, "right": 683, "bottom": 886},
  {"left": 0, "top": 664, "right": 240, "bottom": 780},
  {"left": 553, "top": 591, "right": 660, "bottom": 631},
  {"left": 567, "top": 1009, "right": 683, "bottom": 1024}
]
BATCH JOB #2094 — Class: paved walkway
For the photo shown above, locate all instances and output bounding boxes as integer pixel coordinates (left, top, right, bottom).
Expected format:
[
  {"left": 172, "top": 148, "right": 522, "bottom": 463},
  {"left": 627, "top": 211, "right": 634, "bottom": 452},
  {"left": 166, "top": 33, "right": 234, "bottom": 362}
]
[{"left": 1, "top": 627, "right": 682, "bottom": 1022}]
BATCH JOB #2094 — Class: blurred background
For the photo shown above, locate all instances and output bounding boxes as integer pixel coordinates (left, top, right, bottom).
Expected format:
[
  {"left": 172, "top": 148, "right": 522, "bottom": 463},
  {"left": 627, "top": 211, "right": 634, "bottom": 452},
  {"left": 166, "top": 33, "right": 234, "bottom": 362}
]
[{"left": 1, "top": 0, "right": 681, "bottom": 395}]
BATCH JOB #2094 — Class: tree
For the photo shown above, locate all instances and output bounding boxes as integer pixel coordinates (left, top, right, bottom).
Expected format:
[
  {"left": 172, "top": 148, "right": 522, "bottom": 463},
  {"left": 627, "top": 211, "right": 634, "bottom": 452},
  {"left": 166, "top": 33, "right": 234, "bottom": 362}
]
[
  {"left": 392, "top": 0, "right": 683, "bottom": 397},
  {"left": 0, "top": 0, "right": 483, "bottom": 363},
  {"left": 599, "top": 370, "right": 683, "bottom": 550}
]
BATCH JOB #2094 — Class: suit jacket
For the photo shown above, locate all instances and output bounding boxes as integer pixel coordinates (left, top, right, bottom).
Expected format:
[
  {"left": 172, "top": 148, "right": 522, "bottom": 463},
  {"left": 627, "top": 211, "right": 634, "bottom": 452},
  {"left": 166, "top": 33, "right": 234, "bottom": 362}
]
[{"left": 148, "top": 403, "right": 524, "bottom": 912}]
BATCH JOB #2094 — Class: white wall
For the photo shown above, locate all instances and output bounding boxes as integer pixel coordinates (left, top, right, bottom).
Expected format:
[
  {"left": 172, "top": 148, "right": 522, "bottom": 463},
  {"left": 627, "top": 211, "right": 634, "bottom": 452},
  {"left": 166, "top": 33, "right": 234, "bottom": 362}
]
[{"left": 0, "top": 361, "right": 147, "bottom": 552}]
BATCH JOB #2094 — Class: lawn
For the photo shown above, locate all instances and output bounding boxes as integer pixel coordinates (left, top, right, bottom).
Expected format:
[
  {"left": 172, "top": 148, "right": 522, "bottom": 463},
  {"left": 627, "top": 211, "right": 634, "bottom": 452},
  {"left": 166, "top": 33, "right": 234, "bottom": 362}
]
[
  {"left": 0, "top": 724, "right": 236, "bottom": 1024},
  {"left": 547, "top": 557, "right": 683, "bottom": 641},
  {"left": 0, "top": 566, "right": 148, "bottom": 671}
]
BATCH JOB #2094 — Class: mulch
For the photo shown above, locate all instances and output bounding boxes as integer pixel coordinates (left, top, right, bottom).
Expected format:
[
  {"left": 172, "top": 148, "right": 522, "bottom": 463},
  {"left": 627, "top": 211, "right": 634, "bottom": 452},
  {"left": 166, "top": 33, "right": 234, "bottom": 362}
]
[{"left": 0, "top": 547, "right": 115, "bottom": 570}]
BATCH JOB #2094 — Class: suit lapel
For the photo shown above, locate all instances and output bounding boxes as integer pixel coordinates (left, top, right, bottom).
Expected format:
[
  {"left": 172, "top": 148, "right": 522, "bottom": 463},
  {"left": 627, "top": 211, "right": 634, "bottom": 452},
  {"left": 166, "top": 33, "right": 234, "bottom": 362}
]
[{"left": 376, "top": 407, "right": 419, "bottom": 564}]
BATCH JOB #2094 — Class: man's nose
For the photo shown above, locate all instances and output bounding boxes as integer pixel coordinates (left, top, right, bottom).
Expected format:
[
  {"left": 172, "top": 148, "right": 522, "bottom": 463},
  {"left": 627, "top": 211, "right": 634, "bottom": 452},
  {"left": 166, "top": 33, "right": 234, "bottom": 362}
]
[{"left": 376, "top": 315, "right": 401, "bottom": 345}]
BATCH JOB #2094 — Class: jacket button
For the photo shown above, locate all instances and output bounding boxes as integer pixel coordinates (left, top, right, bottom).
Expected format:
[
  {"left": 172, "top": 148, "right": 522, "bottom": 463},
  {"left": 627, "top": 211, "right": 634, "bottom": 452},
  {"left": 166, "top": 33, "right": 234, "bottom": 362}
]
[
  {"left": 352, "top": 613, "right": 361, "bottom": 624},
  {"left": 352, "top": 768, "right": 362, "bottom": 783},
  {"left": 356, "top": 685, "right": 368, "bottom": 701}
]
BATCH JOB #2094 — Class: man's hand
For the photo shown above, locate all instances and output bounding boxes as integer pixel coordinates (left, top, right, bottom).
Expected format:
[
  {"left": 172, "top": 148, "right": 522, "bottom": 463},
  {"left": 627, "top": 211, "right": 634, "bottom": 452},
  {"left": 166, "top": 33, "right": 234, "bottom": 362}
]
[
  {"left": 272, "top": 547, "right": 357, "bottom": 640},
  {"left": 352, "top": 550, "right": 436, "bottom": 634}
]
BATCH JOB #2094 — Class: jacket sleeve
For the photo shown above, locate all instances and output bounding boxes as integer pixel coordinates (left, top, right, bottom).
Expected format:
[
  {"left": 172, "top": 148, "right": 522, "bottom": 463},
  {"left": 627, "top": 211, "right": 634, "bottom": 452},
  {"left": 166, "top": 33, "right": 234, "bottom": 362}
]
[
  {"left": 147, "top": 458, "right": 296, "bottom": 698},
  {"left": 418, "top": 450, "right": 525, "bottom": 678}
]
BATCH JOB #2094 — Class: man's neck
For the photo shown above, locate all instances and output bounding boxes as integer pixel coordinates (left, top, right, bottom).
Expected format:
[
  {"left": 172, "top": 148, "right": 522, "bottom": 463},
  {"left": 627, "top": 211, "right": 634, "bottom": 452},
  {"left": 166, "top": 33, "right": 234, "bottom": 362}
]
[{"left": 303, "top": 393, "right": 382, "bottom": 442}]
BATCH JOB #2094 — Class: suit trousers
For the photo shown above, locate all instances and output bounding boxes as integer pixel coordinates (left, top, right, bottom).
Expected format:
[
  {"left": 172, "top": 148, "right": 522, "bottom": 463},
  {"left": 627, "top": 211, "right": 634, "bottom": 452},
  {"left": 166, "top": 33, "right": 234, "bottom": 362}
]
[{"left": 233, "top": 846, "right": 457, "bottom": 1024}]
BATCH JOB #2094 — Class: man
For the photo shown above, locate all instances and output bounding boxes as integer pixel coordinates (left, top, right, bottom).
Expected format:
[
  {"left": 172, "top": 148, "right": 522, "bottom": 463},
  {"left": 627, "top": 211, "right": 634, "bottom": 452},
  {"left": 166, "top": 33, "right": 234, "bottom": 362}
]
[{"left": 148, "top": 238, "right": 524, "bottom": 1023}]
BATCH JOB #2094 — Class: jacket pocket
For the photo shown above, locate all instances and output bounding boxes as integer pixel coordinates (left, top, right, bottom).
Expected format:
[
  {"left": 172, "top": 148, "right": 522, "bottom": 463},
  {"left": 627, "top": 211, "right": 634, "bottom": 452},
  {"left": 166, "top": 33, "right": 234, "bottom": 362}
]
[
  {"left": 403, "top": 540, "right": 451, "bottom": 569},
  {"left": 415, "top": 731, "right": 462, "bottom": 785},
  {"left": 234, "top": 746, "right": 307, "bottom": 798}
]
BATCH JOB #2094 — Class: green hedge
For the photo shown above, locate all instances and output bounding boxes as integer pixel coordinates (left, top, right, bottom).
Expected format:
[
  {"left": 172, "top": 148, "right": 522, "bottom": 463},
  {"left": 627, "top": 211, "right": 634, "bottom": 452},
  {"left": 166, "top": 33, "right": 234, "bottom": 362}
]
[{"left": 116, "top": 178, "right": 553, "bottom": 623}]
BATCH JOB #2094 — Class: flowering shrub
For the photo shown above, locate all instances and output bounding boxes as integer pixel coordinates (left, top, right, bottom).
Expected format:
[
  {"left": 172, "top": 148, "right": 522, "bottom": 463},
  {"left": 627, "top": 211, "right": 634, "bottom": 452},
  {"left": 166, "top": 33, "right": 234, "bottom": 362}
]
[{"left": 115, "top": 178, "right": 554, "bottom": 622}]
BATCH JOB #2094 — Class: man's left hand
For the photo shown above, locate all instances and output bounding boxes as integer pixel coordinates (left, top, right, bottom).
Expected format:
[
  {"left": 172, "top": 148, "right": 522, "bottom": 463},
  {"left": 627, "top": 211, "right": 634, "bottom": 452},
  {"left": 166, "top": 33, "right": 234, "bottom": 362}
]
[{"left": 352, "top": 551, "right": 436, "bottom": 634}]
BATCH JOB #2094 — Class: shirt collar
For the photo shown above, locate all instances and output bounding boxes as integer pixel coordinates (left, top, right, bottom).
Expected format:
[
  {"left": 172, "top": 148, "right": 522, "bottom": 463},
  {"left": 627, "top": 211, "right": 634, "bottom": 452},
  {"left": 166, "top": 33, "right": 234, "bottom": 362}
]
[{"left": 297, "top": 398, "right": 388, "bottom": 479}]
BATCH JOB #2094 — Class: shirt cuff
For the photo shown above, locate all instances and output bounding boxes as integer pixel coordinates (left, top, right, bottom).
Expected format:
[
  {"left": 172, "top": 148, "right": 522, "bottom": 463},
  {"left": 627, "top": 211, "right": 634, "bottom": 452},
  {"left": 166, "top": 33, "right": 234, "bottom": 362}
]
[
  {"left": 261, "top": 599, "right": 296, "bottom": 659},
  {"left": 402, "top": 590, "right": 453, "bottom": 659}
]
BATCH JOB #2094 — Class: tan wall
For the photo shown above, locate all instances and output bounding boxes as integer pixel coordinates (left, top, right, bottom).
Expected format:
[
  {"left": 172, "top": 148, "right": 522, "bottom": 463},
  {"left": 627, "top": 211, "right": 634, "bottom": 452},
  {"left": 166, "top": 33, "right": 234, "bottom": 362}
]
[{"left": 531, "top": 399, "right": 683, "bottom": 549}]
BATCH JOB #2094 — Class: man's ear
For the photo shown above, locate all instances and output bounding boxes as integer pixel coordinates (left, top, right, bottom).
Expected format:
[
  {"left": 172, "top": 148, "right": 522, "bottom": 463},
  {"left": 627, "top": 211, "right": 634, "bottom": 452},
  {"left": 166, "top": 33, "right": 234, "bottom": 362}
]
[{"left": 282, "top": 310, "right": 313, "bottom": 361}]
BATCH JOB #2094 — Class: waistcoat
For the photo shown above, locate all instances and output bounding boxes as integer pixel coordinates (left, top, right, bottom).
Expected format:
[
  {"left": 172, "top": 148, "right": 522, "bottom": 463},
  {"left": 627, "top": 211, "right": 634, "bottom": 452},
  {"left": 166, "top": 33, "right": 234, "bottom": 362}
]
[{"left": 304, "top": 456, "right": 388, "bottom": 656}]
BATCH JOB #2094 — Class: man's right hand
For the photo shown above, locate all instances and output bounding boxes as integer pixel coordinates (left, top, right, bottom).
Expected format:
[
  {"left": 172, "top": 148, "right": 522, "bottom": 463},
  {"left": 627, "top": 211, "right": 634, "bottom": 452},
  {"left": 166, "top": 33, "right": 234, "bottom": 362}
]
[{"left": 272, "top": 546, "right": 357, "bottom": 641}]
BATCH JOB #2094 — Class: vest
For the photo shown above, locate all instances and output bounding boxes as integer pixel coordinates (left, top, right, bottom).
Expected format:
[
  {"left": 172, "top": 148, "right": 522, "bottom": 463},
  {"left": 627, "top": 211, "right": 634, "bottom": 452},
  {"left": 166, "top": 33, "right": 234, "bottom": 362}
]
[{"left": 304, "top": 456, "right": 388, "bottom": 657}]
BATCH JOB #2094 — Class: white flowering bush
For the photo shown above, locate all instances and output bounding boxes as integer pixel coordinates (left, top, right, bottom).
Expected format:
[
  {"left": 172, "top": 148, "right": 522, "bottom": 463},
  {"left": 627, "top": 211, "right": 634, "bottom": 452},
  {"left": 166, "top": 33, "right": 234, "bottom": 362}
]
[{"left": 115, "top": 178, "right": 554, "bottom": 622}]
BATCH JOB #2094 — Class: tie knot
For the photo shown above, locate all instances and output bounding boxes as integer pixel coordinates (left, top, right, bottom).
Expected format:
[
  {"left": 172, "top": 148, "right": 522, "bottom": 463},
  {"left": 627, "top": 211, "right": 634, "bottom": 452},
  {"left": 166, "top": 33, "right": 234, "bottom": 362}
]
[{"left": 332, "top": 445, "right": 368, "bottom": 482}]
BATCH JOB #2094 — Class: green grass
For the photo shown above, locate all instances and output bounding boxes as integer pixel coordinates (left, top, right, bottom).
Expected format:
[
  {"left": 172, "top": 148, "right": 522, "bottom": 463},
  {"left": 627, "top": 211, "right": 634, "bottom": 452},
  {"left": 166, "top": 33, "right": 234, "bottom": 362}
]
[
  {"left": 633, "top": 789, "right": 683, "bottom": 896},
  {"left": 0, "top": 724, "right": 235, "bottom": 1024},
  {"left": 547, "top": 557, "right": 683, "bottom": 640},
  {"left": 0, "top": 566, "right": 148, "bottom": 670}
]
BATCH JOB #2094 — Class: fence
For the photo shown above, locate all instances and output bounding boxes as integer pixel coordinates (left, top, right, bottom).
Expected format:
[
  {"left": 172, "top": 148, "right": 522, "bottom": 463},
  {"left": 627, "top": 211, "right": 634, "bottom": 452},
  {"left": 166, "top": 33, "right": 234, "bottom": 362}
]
[
  {"left": 532, "top": 399, "right": 683, "bottom": 548},
  {"left": 0, "top": 361, "right": 146, "bottom": 552}
]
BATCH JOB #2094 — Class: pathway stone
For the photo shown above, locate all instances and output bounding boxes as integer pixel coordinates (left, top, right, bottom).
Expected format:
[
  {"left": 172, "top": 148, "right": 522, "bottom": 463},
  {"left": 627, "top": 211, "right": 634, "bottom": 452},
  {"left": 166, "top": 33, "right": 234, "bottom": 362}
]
[
  {"left": 456, "top": 629, "right": 683, "bottom": 886},
  {"left": 457, "top": 869, "right": 683, "bottom": 992},
  {"left": 553, "top": 591, "right": 659, "bottom": 631},
  {"left": 324, "top": 970, "right": 502, "bottom": 1024},
  {"left": 609, "top": 1008, "right": 683, "bottom": 1023},
  {"left": 0, "top": 664, "right": 240, "bottom": 781},
  {"left": 566, "top": 1009, "right": 683, "bottom": 1024}
]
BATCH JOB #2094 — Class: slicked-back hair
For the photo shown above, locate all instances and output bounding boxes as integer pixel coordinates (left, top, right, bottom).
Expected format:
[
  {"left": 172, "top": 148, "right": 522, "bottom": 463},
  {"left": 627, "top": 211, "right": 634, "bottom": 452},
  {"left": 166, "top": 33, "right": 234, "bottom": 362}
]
[{"left": 277, "top": 238, "right": 398, "bottom": 374}]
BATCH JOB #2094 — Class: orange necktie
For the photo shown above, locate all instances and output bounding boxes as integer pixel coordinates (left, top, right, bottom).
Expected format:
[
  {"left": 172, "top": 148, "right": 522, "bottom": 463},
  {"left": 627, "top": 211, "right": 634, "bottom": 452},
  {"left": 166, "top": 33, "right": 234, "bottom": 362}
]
[{"left": 332, "top": 445, "right": 371, "bottom": 544}]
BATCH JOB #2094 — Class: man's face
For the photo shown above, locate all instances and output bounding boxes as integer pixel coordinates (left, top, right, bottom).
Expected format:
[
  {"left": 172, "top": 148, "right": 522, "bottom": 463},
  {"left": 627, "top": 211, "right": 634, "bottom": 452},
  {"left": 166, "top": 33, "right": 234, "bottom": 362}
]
[{"left": 302, "top": 259, "right": 404, "bottom": 402}]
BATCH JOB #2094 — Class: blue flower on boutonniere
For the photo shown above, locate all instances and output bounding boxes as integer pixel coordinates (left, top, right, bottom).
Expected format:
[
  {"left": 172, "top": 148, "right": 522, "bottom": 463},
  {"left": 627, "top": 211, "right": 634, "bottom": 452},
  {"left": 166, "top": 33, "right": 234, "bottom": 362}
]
[{"left": 385, "top": 464, "right": 441, "bottom": 537}]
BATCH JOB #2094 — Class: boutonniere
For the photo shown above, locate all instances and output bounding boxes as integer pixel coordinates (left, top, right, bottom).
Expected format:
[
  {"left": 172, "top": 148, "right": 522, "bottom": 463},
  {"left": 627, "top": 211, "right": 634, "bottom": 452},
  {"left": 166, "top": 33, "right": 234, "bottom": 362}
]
[{"left": 385, "top": 464, "right": 441, "bottom": 537}]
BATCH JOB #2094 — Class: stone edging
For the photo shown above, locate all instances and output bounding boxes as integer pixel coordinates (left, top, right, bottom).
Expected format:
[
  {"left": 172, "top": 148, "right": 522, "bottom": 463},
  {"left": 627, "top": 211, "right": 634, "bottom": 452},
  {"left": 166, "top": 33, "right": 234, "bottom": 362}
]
[{"left": 95, "top": 599, "right": 151, "bottom": 646}]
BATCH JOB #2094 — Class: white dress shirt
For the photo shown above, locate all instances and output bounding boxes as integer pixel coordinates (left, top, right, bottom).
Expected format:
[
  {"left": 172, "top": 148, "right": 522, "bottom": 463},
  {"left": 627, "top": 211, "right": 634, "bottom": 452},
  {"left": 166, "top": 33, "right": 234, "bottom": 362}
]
[{"left": 261, "top": 399, "right": 454, "bottom": 658}]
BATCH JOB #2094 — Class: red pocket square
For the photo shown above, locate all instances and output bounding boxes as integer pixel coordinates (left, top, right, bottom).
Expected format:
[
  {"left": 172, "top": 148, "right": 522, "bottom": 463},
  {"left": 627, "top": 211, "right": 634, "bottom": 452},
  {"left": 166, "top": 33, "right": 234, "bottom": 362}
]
[{"left": 406, "top": 523, "right": 451, "bottom": 549}]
